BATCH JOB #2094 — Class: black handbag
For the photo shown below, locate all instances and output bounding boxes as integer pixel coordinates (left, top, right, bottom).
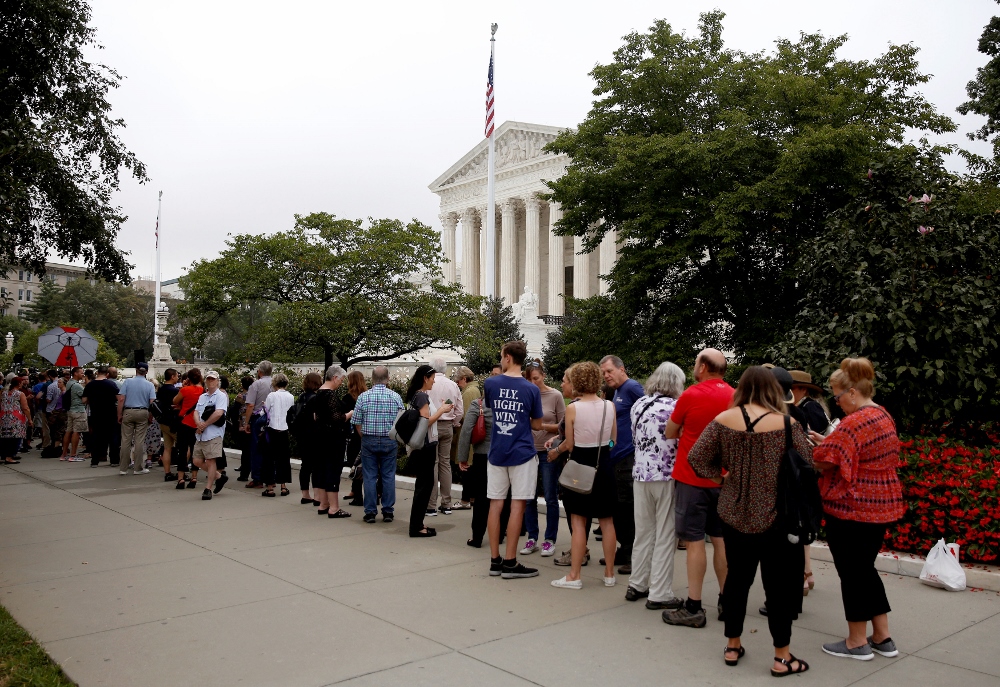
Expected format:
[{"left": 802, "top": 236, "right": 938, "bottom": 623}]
[{"left": 201, "top": 404, "right": 227, "bottom": 427}]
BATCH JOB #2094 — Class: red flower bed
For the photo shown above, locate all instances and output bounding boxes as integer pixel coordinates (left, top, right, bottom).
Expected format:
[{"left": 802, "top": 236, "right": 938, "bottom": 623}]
[{"left": 885, "top": 435, "right": 1000, "bottom": 564}]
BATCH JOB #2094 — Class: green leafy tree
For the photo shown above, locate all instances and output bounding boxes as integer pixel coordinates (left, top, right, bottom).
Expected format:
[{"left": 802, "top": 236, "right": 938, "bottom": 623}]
[
  {"left": 958, "top": 1, "right": 1000, "bottom": 176},
  {"left": 1, "top": 0, "right": 147, "bottom": 281},
  {"left": 460, "top": 296, "right": 522, "bottom": 374},
  {"left": 545, "top": 12, "right": 954, "bottom": 365},
  {"left": 180, "top": 213, "right": 477, "bottom": 370},
  {"left": 25, "top": 278, "right": 154, "bottom": 360},
  {"left": 772, "top": 145, "right": 1000, "bottom": 429}
]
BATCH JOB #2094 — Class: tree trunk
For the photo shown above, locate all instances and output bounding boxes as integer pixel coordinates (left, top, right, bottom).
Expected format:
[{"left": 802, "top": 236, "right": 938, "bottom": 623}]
[{"left": 324, "top": 345, "right": 334, "bottom": 372}]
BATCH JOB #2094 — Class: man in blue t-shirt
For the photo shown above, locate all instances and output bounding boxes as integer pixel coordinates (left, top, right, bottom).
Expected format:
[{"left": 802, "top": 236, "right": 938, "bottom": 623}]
[
  {"left": 483, "top": 340, "right": 543, "bottom": 580},
  {"left": 600, "top": 355, "right": 645, "bottom": 571}
]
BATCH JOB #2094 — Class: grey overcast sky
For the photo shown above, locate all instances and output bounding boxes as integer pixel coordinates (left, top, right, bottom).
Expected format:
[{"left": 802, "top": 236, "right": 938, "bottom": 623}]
[{"left": 86, "top": 0, "right": 996, "bottom": 281}]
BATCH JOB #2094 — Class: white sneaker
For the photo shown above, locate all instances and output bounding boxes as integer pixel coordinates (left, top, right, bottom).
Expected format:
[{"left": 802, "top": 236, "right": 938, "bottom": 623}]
[
  {"left": 540, "top": 540, "right": 556, "bottom": 557},
  {"left": 551, "top": 576, "right": 583, "bottom": 590},
  {"left": 136, "top": 468, "right": 150, "bottom": 475},
  {"left": 119, "top": 470, "right": 127, "bottom": 475},
  {"left": 520, "top": 539, "right": 539, "bottom": 555},
  {"left": 604, "top": 576, "right": 617, "bottom": 587}
]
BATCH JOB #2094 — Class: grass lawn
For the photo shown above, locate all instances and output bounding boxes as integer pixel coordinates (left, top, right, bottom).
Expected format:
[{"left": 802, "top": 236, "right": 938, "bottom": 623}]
[{"left": 0, "top": 604, "right": 76, "bottom": 686}]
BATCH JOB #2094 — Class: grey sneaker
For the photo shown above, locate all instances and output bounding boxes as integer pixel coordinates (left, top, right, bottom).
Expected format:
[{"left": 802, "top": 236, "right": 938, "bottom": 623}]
[
  {"left": 662, "top": 607, "right": 707, "bottom": 628},
  {"left": 822, "top": 639, "right": 874, "bottom": 661},
  {"left": 868, "top": 636, "right": 899, "bottom": 658},
  {"left": 553, "top": 548, "right": 589, "bottom": 566}
]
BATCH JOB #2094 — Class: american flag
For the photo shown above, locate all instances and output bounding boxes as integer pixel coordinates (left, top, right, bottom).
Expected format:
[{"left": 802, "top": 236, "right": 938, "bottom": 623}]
[{"left": 485, "top": 52, "right": 495, "bottom": 138}]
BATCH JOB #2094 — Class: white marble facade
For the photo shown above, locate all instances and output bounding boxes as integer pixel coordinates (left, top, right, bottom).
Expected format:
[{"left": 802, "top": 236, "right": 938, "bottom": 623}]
[{"left": 429, "top": 121, "right": 618, "bottom": 320}]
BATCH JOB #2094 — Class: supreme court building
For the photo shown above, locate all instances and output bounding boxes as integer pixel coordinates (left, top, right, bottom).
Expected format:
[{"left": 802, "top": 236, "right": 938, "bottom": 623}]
[{"left": 429, "top": 121, "right": 618, "bottom": 319}]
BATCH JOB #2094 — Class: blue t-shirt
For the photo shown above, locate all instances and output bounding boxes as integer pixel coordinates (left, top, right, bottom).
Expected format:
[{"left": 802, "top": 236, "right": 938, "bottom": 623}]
[
  {"left": 484, "top": 374, "right": 542, "bottom": 467},
  {"left": 610, "top": 378, "right": 645, "bottom": 463}
]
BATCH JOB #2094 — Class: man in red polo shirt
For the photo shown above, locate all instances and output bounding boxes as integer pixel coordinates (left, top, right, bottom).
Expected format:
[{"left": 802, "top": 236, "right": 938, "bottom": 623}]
[{"left": 662, "top": 348, "right": 734, "bottom": 629}]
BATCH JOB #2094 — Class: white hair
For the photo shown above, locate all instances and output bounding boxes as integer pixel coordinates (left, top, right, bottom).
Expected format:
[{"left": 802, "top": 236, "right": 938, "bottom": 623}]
[
  {"left": 325, "top": 364, "right": 346, "bottom": 381},
  {"left": 257, "top": 360, "right": 273, "bottom": 376},
  {"left": 430, "top": 356, "right": 447, "bottom": 374},
  {"left": 644, "top": 361, "right": 686, "bottom": 398}
]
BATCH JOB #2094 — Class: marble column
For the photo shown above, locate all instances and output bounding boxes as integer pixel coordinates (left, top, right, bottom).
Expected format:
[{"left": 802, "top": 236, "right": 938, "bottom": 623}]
[
  {"left": 440, "top": 212, "right": 457, "bottom": 283},
  {"left": 599, "top": 228, "right": 616, "bottom": 295},
  {"left": 523, "top": 195, "right": 541, "bottom": 300},
  {"left": 573, "top": 232, "right": 591, "bottom": 299},
  {"left": 547, "top": 201, "right": 564, "bottom": 315},
  {"left": 461, "top": 208, "right": 479, "bottom": 295},
  {"left": 500, "top": 198, "right": 518, "bottom": 304}
]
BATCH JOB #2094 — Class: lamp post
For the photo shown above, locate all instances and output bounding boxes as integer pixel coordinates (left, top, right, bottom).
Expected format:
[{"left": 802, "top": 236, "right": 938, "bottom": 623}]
[{"left": 4, "top": 332, "right": 12, "bottom": 353}]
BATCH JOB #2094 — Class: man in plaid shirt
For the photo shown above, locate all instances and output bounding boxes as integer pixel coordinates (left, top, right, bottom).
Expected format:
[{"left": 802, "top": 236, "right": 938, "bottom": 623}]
[{"left": 352, "top": 366, "right": 404, "bottom": 523}]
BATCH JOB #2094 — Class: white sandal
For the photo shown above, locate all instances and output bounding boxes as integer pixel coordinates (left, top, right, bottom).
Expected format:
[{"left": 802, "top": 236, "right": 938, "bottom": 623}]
[{"left": 604, "top": 576, "right": 617, "bottom": 587}]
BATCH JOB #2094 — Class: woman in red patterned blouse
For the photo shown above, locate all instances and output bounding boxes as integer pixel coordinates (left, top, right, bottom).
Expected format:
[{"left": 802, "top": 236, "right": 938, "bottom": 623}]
[{"left": 810, "top": 358, "right": 904, "bottom": 662}]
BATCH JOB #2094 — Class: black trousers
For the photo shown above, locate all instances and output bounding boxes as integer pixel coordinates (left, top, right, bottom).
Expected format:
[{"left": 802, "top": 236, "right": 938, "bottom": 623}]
[
  {"left": 722, "top": 522, "right": 803, "bottom": 648},
  {"left": 613, "top": 454, "right": 636, "bottom": 560},
  {"left": 88, "top": 417, "right": 117, "bottom": 465},
  {"left": 825, "top": 515, "right": 892, "bottom": 622},
  {"left": 175, "top": 424, "right": 196, "bottom": 472},
  {"left": 409, "top": 442, "right": 437, "bottom": 534},
  {"left": 262, "top": 428, "right": 292, "bottom": 485},
  {"left": 467, "top": 455, "right": 512, "bottom": 545},
  {"left": 236, "top": 430, "right": 251, "bottom": 479}
]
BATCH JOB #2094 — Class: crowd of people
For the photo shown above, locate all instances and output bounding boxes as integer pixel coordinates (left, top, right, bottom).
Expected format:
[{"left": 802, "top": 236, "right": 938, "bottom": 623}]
[{"left": 0, "top": 342, "right": 906, "bottom": 678}]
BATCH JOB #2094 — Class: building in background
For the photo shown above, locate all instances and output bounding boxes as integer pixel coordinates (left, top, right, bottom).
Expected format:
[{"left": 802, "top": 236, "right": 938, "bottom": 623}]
[{"left": 0, "top": 263, "right": 91, "bottom": 319}]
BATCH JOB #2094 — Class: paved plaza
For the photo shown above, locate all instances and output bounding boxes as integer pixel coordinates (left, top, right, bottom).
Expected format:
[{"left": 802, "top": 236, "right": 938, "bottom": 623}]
[{"left": 1, "top": 453, "right": 998, "bottom": 687}]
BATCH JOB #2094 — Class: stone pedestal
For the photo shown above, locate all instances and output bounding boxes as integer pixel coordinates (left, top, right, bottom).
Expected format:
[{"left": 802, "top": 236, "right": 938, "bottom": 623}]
[
  {"left": 148, "top": 303, "right": 175, "bottom": 378},
  {"left": 512, "top": 287, "right": 555, "bottom": 360}
]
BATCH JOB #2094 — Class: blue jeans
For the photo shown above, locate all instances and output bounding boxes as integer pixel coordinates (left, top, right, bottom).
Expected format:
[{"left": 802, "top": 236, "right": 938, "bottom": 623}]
[
  {"left": 249, "top": 414, "right": 267, "bottom": 481},
  {"left": 361, "top": 434, "right": 397, "bottom": 516},
  {"left": 524, "top": 451, "right": 562, "bottom": 542}
]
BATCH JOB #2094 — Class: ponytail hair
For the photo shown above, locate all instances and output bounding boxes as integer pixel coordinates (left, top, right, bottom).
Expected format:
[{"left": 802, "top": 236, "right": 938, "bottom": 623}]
[{"left": 829, "top": 357, "right": 876, "bottom": 398}]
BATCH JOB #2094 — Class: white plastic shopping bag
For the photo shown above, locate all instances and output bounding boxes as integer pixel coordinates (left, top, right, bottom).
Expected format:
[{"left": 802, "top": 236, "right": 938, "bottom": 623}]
[{"left": 919, "top": 538, "right": 966, "bottom": 592}]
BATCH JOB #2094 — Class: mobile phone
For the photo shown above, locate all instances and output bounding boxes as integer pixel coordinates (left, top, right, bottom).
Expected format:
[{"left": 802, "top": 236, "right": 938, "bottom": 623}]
[{"left": 445, "top": 399, "right": 452, "bottom": 405}]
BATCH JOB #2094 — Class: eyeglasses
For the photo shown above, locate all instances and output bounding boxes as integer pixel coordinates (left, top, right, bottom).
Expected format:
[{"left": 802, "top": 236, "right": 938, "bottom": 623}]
[{"left": 832, "top": 389, "right": 852, "bottom": 402}]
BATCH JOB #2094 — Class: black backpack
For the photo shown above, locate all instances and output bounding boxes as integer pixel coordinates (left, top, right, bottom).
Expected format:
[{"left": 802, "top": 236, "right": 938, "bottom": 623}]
[
  {"left": 287, "top": 392, "right": 314, "bottom": 438},
  {"left": 776, "top": 415, "right": 823, "bottom": 545}
]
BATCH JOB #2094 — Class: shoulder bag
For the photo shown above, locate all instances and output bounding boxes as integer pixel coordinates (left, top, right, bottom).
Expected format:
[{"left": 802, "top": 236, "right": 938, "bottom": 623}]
[
  {"left": 558, "top": 401, "right": 609, "bottom": 495},
  {"left": 470, "top": 398, "right": 487, "bottom": 445},
  {"left": 389, "top": 400, "right": 428, "bottom": 453}
]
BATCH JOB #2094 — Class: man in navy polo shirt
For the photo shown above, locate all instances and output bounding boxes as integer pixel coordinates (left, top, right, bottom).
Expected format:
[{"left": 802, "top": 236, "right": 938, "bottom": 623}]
[
  {"left": 600, "top": 355, "right": 645, "bottom": 573},
  {"left": 484, "top": 340, "right": 543, "bottom": 580}
]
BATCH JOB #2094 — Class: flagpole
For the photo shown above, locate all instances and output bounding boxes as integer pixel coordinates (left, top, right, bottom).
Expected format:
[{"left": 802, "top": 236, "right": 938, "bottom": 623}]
[
  {"left": 485, "top": 23, "right": 497, "bottom": 299},
  {"left": 153, "top": 190, "right": 162, "bottom": 346}
]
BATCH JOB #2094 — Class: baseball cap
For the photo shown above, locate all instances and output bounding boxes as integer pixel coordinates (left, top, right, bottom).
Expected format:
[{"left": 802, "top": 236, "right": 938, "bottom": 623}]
[
  {"left": 204, "top": 369, "right": 220, "bottom": 380},
  {"left": 136, "top": 361, "right": 149, "bottom": 371}
]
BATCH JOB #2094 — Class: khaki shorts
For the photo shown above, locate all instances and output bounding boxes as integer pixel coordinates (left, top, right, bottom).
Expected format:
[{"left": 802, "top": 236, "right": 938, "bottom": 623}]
[
  {"left": 487, "top": 457, "right": 539, "bottom": 501},
  {"left": 67, "top": 412, "right": 89, "bottom": 433},
  {"left": 192, "top": 436, "right": 223, "bottom": 462}
]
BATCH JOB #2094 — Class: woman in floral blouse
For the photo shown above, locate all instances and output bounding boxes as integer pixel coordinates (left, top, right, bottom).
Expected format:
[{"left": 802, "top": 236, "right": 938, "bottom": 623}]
[
  {"left": 689, "top": 366, "right": 813, "bottom": 677},
  {"left": 810, "top": 358, "right": 904, "bottom": 662},
  {"left": 625, "top": 361, "right": 685, "bottom": 611}
]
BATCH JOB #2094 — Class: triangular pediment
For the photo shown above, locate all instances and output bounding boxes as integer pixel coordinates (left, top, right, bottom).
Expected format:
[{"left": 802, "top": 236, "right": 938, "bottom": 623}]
[{"left": 428, "top": 121, "right": 571, "bottom": 192}]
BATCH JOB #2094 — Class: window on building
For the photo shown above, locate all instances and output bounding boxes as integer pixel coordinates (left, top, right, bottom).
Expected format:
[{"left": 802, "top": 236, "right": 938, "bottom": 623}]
[
  {"left": 25, "top": 271, "right": 31, "bottom": 282},
  {"left": 18, "top": 289, "right": 24, "bottom": 301},
  {"left": 18, "top": 270, "right": 24, "bottom": 281},
  {"left": 17, "top": 309, "right": 26, "bottom": 319},
  {"left": 25, "top": 290, "right": 31, "bottom": 302}
]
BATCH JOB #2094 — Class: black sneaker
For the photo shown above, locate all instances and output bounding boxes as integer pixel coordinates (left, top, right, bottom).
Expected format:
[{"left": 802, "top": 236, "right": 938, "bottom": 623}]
[
  {"left": 489, "top": 556, "right": 503, "bottom": 577},
  {"left": 425, "top": 509, "right": 438, "bottom": 517},
  {"left": 501, "top": 561, "right": 539, "bottom": 579},
  {"left": 164, "top": 472, "right": 178, "bottom": 482},
  {"left": 201, "top": 488, "right": 212, "bottom": 501},
  {"left": 213, "top": 473, "right": 229, "bottom": 494},
  {"left": 646, "top": 598, "right": 684, "bottom": 611},
  {"left": 236, "top": 475, "right": 248, "bottom": 482},
  {"left": 363, "top": 513, "right": 376, "bottom": 523},
  {"left": 438, "top": 505, "right": 452, "bottom": 515},
  {"left": 625, "top": 586, "right": 649, "bottom": 602},
  {"left": 383, "top": 514, "right": 394, "bottom": 523}
]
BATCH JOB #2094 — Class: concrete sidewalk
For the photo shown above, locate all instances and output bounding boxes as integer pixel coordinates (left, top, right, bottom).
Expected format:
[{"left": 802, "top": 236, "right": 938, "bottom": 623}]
[{"left": 1, "top": 452, "right": 998, "bottom": 687}]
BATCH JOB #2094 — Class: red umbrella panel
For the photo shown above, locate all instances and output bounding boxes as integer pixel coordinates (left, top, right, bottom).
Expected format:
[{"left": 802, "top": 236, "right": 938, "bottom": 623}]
[{"left": 37, "top": 327, "right": 100, "bottom": 367}]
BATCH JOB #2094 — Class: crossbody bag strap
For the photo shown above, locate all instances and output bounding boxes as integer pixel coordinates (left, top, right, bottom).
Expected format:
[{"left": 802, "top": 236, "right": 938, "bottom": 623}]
[
  {"left": 594, "top": 401, "right": 609, "bottom": 471},
  {"left": 634, "top": 394, "right": 660, "bottom": 427}
]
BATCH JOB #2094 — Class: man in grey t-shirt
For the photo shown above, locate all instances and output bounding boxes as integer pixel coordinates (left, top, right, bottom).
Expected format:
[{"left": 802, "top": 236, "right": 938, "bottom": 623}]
[{"left": 240, "top": 360, "right": 272, "bottom": 485}]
